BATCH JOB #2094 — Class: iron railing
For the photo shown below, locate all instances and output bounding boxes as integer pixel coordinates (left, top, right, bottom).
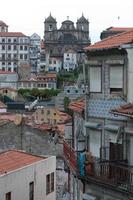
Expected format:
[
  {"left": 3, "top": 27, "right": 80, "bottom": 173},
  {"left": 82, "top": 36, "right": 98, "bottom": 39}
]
[{"left": 63, "top": 139, "right": 133, "bottom": 194}]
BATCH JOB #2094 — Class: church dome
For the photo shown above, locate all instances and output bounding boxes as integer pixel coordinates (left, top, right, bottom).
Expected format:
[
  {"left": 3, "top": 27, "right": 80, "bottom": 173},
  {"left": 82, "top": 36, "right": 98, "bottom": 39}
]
[
  {"left": 60, "top": 19, "right": 75, "bottom": 30},
  {"left": 77, "top": 14, "right": 88, "bottom": 23},
  {"left": 45, "top": 14, "right": 56, "bottom": 23}
]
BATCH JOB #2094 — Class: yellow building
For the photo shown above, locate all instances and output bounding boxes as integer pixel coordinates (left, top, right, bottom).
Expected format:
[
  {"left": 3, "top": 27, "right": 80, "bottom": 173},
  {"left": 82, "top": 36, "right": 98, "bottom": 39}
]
[
  {"left": 32, "top": 107, "right": 71, "bottom": 125},
  {"left": 0, "top": 88, "right": 18, "bottom": 100}
]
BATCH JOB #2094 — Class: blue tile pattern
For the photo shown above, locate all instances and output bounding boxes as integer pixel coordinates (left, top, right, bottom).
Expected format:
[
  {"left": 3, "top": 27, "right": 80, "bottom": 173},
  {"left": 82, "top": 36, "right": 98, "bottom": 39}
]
[{"left": 88, "top": 99, "right": 127, "bottom": 121}]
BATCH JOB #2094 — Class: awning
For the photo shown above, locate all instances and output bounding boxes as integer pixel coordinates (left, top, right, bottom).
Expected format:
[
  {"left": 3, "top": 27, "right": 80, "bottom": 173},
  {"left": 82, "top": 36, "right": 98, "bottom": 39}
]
[
  {"left": 104, "top": 124, "right": 120, "bottom": 132},
  {"left": 85, "top": 122, "right": 102, "bottom": 129}
]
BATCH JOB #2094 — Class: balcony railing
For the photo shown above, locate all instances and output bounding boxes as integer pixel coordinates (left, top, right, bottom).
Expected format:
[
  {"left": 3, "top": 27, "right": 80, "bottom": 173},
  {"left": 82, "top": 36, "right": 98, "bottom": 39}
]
[{"left": 63, "top": 139, "right": 133, "bottom": 194}]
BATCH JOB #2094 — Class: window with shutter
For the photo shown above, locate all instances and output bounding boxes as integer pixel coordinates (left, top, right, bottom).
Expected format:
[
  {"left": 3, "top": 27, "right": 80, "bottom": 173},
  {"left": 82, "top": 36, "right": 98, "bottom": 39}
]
[
  {"left": 90, "top": 66, "right": 101, "bottom": 92},
  {"left": 110, "top": 66, "right": 123, "bottom": 93}
]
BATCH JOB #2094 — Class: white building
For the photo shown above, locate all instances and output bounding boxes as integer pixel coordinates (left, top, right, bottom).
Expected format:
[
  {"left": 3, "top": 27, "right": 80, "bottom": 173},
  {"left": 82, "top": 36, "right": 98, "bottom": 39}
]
[
  {"left": 63, "top": 50, "right": 77, "bottom": 71},
  {"left": 48, "top": 57, "right": 62, "bottom": 72},
  {"left": 30, "top": 33, "right": 41, "bottom": 74},
  {"left": 0, "top": 21, "right": 30, "bottom": 72},
  {"left": 0, "top": 149, "right": 56, "bottom": 200},
  {"left": 0, "top": 71, "right": 18, "bottom": 89},
  {"left": 0, "top": 101, "right": 7, "bottom": 113}
]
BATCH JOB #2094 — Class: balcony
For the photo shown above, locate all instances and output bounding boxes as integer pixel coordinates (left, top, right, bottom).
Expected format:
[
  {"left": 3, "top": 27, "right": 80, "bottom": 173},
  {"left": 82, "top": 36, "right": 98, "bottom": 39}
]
[{"left": 63, "top": 139, "right": 133, "bottom": 195}]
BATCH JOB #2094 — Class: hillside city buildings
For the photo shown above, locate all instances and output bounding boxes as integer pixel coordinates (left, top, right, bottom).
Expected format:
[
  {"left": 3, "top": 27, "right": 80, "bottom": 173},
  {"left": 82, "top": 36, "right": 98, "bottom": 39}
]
[{"left": 1, "top": 15, "right": 133, "bottom": 200}]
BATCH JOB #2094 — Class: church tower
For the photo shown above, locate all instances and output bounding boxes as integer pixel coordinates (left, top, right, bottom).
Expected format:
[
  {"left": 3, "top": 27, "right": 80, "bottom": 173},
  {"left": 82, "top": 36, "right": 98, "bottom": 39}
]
[
  {"left": 76, "top": 14, "right": 89, "bottom": 32},
  {"left": 44, "top": 13, "right": 57, "bottom": 32}
]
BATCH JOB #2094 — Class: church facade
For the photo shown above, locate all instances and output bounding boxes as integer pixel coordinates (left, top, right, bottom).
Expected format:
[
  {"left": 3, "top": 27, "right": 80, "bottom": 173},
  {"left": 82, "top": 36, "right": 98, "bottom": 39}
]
[{"left": 44, "top": 14, "right": 90, "bottom": 71}]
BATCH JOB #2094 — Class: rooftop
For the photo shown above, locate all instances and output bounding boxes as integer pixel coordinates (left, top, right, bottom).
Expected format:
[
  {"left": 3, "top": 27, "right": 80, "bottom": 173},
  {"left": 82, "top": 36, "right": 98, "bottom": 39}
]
[
  {"left": 0, "top": 32, "right": 26, "bottom": 37},
  {"left": 0, "top": 101, "right": 7, "bottom": 108},
  {"left": 85, "top": 29, "right": 133, "bottom": 51},
  {"left": 0, "top": 20, "right": 8, "bottom": 27},
  {"left": 111, "top": 103, "right": 133, "bottom": 118},
  {"left": 68, "top": 98, "right": 85, "bottom": 113},
  {"left": 0, "top": 150, "right": 45, "bottom": 175}
]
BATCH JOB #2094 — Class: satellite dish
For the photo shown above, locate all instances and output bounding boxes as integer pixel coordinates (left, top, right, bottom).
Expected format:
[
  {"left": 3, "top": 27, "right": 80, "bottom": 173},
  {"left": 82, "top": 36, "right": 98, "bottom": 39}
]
[{"left": 14, "top": 114, "right": 22, "bottom": 125}]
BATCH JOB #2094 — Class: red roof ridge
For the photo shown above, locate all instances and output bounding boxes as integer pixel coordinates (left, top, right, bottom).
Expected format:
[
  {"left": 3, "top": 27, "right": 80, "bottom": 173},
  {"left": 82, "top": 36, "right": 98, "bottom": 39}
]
[{"left": 85, "top": 29, "right": 133, "bottom": 51}]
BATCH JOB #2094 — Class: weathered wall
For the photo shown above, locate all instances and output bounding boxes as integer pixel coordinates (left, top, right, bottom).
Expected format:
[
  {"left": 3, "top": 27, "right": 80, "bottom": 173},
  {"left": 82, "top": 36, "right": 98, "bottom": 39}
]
[{"left": 0, "top": 122, "right": 63, "bottom": 157}]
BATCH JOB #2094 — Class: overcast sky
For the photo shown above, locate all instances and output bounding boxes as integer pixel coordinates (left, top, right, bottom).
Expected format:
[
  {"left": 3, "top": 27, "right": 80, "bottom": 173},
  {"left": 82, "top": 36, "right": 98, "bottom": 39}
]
[{"left": 0, "top": 0, "right": 133, "bottom": 43}]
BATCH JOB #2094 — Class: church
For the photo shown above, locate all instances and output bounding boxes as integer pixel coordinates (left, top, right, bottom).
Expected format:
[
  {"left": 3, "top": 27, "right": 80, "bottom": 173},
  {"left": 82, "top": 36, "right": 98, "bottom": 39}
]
[{"left": 44, "top": 14, "right": 90, "bottom": 71}]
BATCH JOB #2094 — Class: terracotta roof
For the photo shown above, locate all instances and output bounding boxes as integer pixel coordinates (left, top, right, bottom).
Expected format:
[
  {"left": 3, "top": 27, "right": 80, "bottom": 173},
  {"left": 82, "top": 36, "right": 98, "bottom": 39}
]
[
  {"left": 0, "top": 150, "right": 44, "bottom": 175},
  {"left": 0, "top": 32, "right": 26, "bottom": 37},
  {"left": 0, "top": 101, "right": 7, "bottom": 108},
  {"left": 68, "top": 99, "right": 85, "bottom": 113},
  {"left": 57, "top": 111, "right": 71, "bottom": 123},
  {"left": 106, "top": 27, "right": 133, "bottom": 32},
  {"left": 0, "top": 20, "right": 8, "bottom": 27},
  {"left": 85, "top": 29, "right": 133, "bottom": 51},
  {"left": 0, "top": 87, "right": 17, "bottom": 92},
  {"left": 0, "top": 70, "right": 17, "bottom": 74},
  {"left": 0, "top": 114, "right": 15, "bottom": 122},
  {"left": 111, "top": 103, "right": 133, "bottom": 118},
  {"left": 37, "top": 73, "right": 57, "bottom": 79}
]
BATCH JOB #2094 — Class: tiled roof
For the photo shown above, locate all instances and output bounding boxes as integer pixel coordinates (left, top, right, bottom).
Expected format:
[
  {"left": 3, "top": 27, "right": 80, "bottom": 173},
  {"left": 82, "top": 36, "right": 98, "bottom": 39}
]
[
  {"left": 85, "top": 29, "right": 133, "bottom": 51},
  {"left": 0, "top": 150, "right": 44, "bottom": 175},
  {"left": 68, "top": 98, "right": 85, "bottom": 113},
  {"left": 57, "top": 111, "right": 72, "bottom": 123},
  {"left": 0, "top": 32, "right": 26, "bottom": 37},
  {"left": 37, "top": 73, "right": 57, "bottom": 79},
  {"left": 0, "top": 70, "right": 17, "bottom": 74},
  {"left": 0, "top": 20, "right": 8, "bottom": 27},
  {"left": 0, "top": 114, "right": 15, "bottom": 122},
  {"left": 0, "top": 87, "right": 17, "bottom": 92},
  {"left": 0, "top": 101, "right": 7, "bottom": 108},
  {"left": 111, "top": 103, "right": 133, "bottom": 118},
  {"left": 107, "top": 27, "right": 133, "bottom": 32}
]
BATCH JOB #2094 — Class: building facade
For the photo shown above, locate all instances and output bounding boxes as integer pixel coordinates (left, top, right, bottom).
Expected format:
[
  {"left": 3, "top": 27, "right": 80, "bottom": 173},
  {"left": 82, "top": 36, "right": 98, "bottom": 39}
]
[
  {"left": 0, "top": 21, "right": 30, "bottom": 73},
  {"left": 29, "top": 33, "right": 41, "bottom": 74},
  {"left": 44, "top": 14, "right": 90, "bottom": 70},
  {"left": 63, "top": 29, "right": 133, "bottom": 200},
  {"left": 0, "top": 149, "right": 56, "bottom": 200}
]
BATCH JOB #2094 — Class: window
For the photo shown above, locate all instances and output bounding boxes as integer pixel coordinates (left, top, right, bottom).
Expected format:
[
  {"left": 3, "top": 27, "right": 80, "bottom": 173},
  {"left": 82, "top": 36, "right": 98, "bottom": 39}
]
[
  {"left": 41, "top": 109, "right": 44, "bottom": 114},
  {"left": 13, "top": 38, "right": 17, "bottom": 43},
  {"left": 5, "top": 192, "right": 11, "bottom": 200},
  {"left": 90, "top": 66, "right": 102, "bottom": 92},
  {"left": 8, "top": 45, "right": 11, "bottom": 50},
  {"left": 14, "top": 45, "right": 17, "bottom": 50},
  {"left": 8, "top": 38, "right": 11, "bottom": 43},
  {"left": 20, "top": 54, "right": 23, "bottom": 59},
  {"left": 2, "top": 67, "right": 5, "bottom": 71},
  {"left": 110, "top": 66, "right": 123, "bottom": 93},
  {"left": 54, "top": 60, "right": 56, "bottom": 64},
  {"left": 2, "top": 45, "right": 5, "bottom": 50},
  {"left": 47, "top": 110, "right": 50, "bottom": 115},
  {"left": 8, "top": 67, "right": 11, "bottom": 71},
  {"left": 8, "top": 62, "right": 11, "bottom": 66},
  {"left": 2, "top": 54, "right": 5, "bottom": 59},
  {"left": 8, "top": 54, "right": 11, "bottom": 59},
  {"left": 2, "top": 38, "right": 5, "bottom": 43},
  {"left": 46, "top": 172, "right": 55, "bottom": 195},
  {"left": 29, "top": 181, "right": 34, "bottom": 200},
  {"left": 14, "top": 54, "right": 17, "bottom": 59},
  {"left": 2, "top": 62, "right": 5, "bottom": 65},
  {"left": 49, "top": 24, "right": 52, "bottom": 31},
  {"left": 49, "top": 60, "right": 52, "bottom": 64},
  {"left": 24, "top": 54, "right": 28, "bottom": 60},
  {"left": 51, "top": 172, "right": 54, "bottom": 192},
  {"left": 46, "top": 174, "right": 50, "bottom": 194},
  {"left": 24, "top": 46, "right": 28, "bottom": 50},
  {"left": 20, "top": 45, "right": 23, "bottom": 50},
  {"left": 14, "top": 67, "right": 17, "bottom": 72}
]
